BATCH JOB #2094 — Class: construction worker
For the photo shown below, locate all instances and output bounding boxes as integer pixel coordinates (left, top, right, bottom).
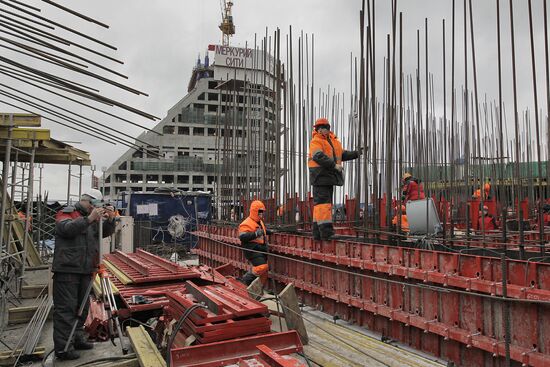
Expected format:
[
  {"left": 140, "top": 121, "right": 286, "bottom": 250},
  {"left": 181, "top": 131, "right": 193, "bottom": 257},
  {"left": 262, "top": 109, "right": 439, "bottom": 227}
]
[
  {"left": 52, "top": 189, "right": 116, "bottom": 360},
  {"left": 478, "top": 205, "right": 497, "bottom": 231},
  {"left": 239, "top": 200, "right": 272, "bottom": 287},
  {"left": 308, "top": 118, "right": 361, "bottom": 240},
  {"left": 472, "top": 181, "right": 491, "bottom": 200},
  {"left": 392, "top": 205, "right": 409, "bottom": 233},
  {"left": 401, "top": 173, "right": 425, "bottom": 203}
]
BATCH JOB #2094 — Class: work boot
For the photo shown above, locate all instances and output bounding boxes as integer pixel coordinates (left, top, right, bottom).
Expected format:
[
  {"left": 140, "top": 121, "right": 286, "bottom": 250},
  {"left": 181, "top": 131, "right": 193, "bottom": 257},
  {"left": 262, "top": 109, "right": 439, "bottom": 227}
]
[
  {"left": 74, "top": 340, "right": 94, "bottom": 350},
  {"left": 55, "top": 350, "right": 80, "bottom": 361}
]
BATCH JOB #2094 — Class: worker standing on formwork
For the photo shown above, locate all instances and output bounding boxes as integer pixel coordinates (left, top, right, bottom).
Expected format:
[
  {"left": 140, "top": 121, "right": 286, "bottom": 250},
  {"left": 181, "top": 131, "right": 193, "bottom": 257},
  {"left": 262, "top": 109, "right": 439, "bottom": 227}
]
[
  {"left": 52, "top": 189, "right": 116, "bottom": 361},
  {"left": 308, "top": 118, "right": 361, "bottom": 240},
  {"left": 401, "top": 173, "right": 425, "bottom": 203},
  {"left": 238, "top": 200, "right": 272, "bottom": 287}
]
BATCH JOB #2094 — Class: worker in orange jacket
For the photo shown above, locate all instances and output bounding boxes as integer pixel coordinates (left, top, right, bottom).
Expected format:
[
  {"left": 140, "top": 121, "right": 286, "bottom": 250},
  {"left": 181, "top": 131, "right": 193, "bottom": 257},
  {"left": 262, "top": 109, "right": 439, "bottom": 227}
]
[
  {"left": 392, "top": 205, "right": 409, "bottom": 233},
  {"left": 238, "top": 200, "right": 272, "bottom": 286},
  {"left": 308, "top": 118, "right": 361, "bottom": 240},
  {"left": 472, "top": 182, "right": 491, "bottom": 200}
]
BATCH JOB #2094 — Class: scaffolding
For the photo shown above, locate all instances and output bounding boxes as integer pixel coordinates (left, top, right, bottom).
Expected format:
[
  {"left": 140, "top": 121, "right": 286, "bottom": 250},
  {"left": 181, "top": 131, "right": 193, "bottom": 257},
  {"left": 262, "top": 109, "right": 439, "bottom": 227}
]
[{"left": 0, "top": 113, "right": 91, "bottom": 323}]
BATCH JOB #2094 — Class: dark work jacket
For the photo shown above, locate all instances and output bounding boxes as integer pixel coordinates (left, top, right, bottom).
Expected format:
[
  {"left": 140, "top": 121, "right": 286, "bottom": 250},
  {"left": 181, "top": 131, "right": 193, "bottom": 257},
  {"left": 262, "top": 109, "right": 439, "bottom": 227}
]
[
  {"left": 238, "top": 220, "right": 272, "bottom": 262},
  {"left": 52, "top": 203, "right": 116, "bottom": 274}
]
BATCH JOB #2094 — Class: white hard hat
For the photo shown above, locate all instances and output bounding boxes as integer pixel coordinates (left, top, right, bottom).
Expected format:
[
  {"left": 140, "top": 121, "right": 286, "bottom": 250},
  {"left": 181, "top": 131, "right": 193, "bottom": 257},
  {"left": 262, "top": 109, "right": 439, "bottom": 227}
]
[{"left": 82, "top": 188, "right": 103, "bottom": 201}]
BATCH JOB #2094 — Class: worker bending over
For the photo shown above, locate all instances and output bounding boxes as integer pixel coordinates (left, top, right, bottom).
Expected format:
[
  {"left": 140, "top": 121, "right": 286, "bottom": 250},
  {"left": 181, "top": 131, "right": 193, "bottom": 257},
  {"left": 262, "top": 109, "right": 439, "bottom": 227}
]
[
  {"left": 239, "top": 200, "right": 272, "bottom": 286},
  {"left": 52, "top": 189, "right": 116, "bottom": 361},
  {"left": 308, "top": 118, "right": 361, "bottom": 240},
  {"left": 401, "top": 173, "right": 425, "bottom": 203},
  {"left": 478, "top": 205, "right": 498, "bottom": 231}
]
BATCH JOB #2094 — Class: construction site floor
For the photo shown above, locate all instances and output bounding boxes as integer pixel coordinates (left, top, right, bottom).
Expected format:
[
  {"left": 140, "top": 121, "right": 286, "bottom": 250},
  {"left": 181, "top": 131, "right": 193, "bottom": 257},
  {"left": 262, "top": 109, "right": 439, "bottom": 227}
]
[
  {"left": 2, "top": 265, "right": 447, "bottom": 367},
  {"left": 264, "top": 299, "right": 446, "bottom": 367}
]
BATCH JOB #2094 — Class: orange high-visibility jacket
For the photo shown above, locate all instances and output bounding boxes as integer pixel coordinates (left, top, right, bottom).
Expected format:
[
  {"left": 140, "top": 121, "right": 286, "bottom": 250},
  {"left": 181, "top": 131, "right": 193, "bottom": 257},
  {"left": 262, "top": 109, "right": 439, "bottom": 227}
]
[{"left": 308, "top": 131, "right": 358, "bottom": 186}]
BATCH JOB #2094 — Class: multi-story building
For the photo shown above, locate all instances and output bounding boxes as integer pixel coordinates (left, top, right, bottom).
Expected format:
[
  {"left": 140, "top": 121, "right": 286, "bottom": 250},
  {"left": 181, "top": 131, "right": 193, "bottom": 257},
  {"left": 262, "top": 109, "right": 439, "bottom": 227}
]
[{"left": 102, "top": 44, "right": 281, "bottom": 214}]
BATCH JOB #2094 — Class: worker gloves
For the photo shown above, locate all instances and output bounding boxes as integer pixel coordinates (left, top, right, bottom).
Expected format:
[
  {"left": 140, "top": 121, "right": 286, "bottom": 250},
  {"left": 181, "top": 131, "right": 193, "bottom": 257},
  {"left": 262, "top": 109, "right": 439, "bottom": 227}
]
[{"left": 255, "top": 228, "right": 264, "bottom": 238}]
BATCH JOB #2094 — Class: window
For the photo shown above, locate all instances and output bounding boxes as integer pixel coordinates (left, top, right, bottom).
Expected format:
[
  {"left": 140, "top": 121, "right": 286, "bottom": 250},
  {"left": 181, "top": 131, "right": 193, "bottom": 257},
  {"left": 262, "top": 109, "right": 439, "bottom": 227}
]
[
  {"left": 207, "top": 176, "right": 216, "bottom": 184},
  {"left": 207, "top": 105, "right": 217, "bottom": 113},
  {"left": 163, "top": 125, "right": 175, "bottom": 134},
  {"left": 208, "top": 81, "right": 217, "bottom": 89},
  {"left": 178, "top": 114, "right": 182, "bottom": 122},
  {"left": 177, "top": 175, "right": 189, "bottom": 184},
  {"left": 178, "top": 126, "right": 190, "bottom": 135},
  {"left": 207, "top": 128, "right": 216, "bottom": 136},
  {"left": 115, "top": 174, "right": 126, "bottom": 183},
  {"left": 132, "top": 150, "right": 143, "bottom": 158},
  {"left": 193, "top": 128, "right": 204, "bottom": 136},
  {"left": 197, "top": 93, "right": 205, "bottom": 101},
  {"left": 146, "top": 175, "right": 159, "bottom": 184},
  {"left": 193, "top": 176, "right": 204, "bottom": 184},
  {"left": 118, "top": 161, "right": 127, "bottom": 170},
  {"left": 178, "top": 187, "right": 189, "bottom": 191},
  {"left": 162, "top": 175, "right": 174, "bottom": 184},
  {"left": 146, "top": 187, "right": 155, "bottom": 192},
  {"left": 130, "top": 174, "right": 143, "bottom": 183}
]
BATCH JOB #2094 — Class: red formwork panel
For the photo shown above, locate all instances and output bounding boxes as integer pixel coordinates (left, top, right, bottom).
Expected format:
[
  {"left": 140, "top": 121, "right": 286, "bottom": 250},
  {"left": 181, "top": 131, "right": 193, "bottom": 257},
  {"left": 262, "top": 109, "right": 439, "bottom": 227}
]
[
  {"left": 104, "top": 249, "right": 201, "bottom": 283},
  {"left": 193, "top": 225, "right": 550, "bottom": 367},
  {"left": 170, "top": 331, "right": 304, "bottom": 367}
]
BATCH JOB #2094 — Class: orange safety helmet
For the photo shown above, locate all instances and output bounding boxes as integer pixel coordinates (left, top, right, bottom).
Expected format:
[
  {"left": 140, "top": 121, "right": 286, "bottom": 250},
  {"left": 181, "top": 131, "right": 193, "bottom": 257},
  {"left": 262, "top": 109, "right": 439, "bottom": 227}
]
[{"left": 313, "top": 117, "right": 330, "bottom": 129}]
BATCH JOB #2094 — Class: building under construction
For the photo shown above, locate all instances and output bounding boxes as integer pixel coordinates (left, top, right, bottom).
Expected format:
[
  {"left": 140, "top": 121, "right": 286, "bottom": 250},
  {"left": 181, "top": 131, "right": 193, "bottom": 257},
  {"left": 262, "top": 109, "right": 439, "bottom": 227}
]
[
  {"left": 1, "top": 1, "right": 550, "bottom": 367},
  {"left": 102, "top": 45, "right": 281, "bottom": 214}
]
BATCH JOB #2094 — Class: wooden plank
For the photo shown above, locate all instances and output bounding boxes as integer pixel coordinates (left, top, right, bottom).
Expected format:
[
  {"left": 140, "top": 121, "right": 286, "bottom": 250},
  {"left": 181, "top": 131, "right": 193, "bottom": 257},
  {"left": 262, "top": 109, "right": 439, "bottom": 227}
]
[
  {"left": 0, "top": 113, "right": 41, "bottom": 127},
  {"left": 8, "top": 305, "right": 37, "bottom": 324},
  {"left": 126, "top": 325, "right": 166, "bottom": 367},
  {"left": 0, "top": 128, "right": 50, "bottom": 141},
  {"left": 20, "top": 284, "right": 48, "bottom": 299},
  {"left": 278, "top": 284, "right": 309, "bottom": 345},
  {"left": 0, "top": 346, "right": 45, "bottom": 366},
  {"left": 103, "top": 259, "right": 133, "bottom": 285}
]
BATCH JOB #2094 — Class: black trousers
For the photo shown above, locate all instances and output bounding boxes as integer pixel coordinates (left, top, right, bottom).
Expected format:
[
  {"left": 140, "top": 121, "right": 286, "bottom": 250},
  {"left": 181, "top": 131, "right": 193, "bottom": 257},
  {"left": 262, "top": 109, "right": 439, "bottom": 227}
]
[
  {"left": 312, "top": 185, "right": 334, "bottom": 240},
  {"left": 52, "top": 272, "right": 92, "bottom": 352}
]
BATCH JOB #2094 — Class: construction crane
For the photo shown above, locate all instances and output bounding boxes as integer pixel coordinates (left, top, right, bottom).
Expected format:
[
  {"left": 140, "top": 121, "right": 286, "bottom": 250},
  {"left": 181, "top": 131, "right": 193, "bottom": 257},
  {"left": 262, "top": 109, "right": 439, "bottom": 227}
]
[{"left": 219, "top": 0, "right": 235, "bottom": 46}]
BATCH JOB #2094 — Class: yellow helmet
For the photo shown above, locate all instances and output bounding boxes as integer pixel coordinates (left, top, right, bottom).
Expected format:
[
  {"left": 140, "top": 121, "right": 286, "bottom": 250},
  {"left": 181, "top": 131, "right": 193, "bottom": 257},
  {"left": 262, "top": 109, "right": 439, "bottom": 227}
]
[{"left": 402, "top": 172, "right": 412, "bottom": 180}]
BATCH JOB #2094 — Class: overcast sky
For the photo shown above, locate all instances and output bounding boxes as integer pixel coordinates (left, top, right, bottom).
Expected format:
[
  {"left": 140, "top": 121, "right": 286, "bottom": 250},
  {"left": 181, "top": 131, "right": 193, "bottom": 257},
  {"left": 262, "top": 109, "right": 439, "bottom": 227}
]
[{"left": 1, "top": 0, "right": 548, "bottom": 200}]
